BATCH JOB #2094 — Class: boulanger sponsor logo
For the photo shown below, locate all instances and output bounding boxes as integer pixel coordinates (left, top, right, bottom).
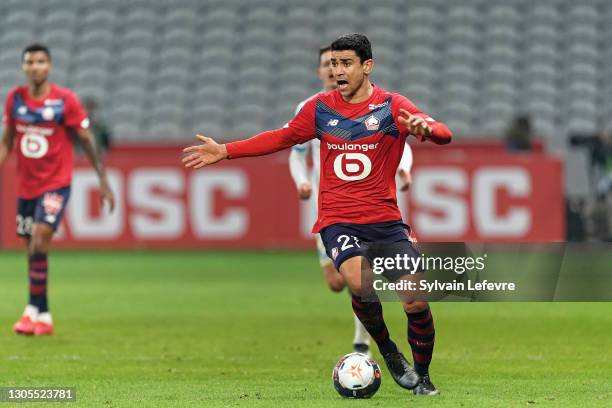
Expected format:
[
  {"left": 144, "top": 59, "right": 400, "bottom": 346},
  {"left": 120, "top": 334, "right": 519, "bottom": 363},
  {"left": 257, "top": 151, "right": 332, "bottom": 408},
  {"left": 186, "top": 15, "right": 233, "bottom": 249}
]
[
  {"left": 333, "top": 153, "right": 372, "bottom": 181},
  {"left": 16, "top": 124, "right": 54, "bottom": 136},
  {"left": 327, "top": 142, "right": 379, "bottom": 152}
]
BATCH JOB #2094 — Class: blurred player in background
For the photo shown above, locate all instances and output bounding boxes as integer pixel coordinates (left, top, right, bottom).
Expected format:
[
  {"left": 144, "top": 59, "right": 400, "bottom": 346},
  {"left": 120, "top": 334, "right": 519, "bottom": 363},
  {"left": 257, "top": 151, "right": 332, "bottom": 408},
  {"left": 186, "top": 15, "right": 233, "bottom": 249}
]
[
  {"left": 0, "top": 44, "right": 115, "bottom": 336},
  {"left": 288, "top": 45, "right": 414, "bottom": 355},
  {"left": 183, "top": 33, "right": 451, "bottom": 396}
]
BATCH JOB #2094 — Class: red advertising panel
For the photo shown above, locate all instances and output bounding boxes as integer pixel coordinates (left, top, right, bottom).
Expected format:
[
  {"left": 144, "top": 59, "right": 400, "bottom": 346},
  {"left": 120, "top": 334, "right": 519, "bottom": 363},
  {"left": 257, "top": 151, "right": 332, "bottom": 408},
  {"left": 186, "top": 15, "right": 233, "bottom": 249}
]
[{"left": 0, "top": 147, "right": 564, "bottom": 249}]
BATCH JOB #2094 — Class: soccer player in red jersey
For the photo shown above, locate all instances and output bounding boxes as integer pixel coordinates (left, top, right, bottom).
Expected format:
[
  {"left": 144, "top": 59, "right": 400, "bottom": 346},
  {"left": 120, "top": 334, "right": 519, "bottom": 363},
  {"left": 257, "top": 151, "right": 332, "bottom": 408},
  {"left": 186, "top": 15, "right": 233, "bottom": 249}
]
[
  {"left": 183, "top": 34, "right": 451, "bottom": 395},
  {"left": 289, "top": 44, "right": 416, "bottom": 356},
  {"left": 0, "top": 44, "right": 115, "bottom": 336}
]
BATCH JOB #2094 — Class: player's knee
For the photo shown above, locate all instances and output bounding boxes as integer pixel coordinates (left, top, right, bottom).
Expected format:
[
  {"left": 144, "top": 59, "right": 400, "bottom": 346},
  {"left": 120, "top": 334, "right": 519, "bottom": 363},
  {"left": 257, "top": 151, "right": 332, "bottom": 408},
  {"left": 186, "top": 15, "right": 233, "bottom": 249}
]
[
  {"left": 29, "top": 225, "right": 53, "bottom": 253},
  {"left": 327, "top": 277, "right": 345, "bottom": 292},
  {"left": 29, "top": 235, "right": 48, "bottom": 253},
  {"left": 324, "top": 264, "right": 345, "bottom": 292},
  {"left": 346, "top": 279, "right": 363, "bottom": 296},
  {"left": 402, "top": 300, "right": 428, "bottom": 314}
]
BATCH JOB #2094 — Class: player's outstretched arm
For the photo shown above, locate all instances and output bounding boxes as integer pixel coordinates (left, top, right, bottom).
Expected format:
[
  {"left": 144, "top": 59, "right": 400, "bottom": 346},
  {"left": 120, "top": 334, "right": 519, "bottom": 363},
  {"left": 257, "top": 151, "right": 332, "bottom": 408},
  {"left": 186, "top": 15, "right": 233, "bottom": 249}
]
[
  {"left": 182, "top": 135, "right": 228, "bottom": 169},
  {"left": 75, "top": 128, "right": 115, "bottom": 212},
  {"left": 184, "top": 98, "right": 316, "bottom": 169},
  {"left": 0, "top": 126, "right": 15, "bottom": 167}
]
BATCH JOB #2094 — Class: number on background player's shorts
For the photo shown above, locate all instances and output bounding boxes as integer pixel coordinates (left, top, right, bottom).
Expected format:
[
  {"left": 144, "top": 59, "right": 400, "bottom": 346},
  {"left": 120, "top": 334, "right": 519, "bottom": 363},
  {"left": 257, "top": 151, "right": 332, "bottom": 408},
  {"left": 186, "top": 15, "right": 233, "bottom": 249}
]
[{"left": 16, "top": 186, "right": 71, "bottom": 237}]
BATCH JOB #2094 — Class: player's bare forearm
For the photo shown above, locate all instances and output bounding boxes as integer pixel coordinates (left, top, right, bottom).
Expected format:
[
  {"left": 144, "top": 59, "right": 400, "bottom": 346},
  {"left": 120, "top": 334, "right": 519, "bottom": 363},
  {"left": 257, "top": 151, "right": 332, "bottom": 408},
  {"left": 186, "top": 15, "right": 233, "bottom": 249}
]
[
  {"left": 77, "top": 129, "right": 107, "bottom": 181},
  {"left": 0, "top": 127, "right": 15, "bottom": 167},
  {"left": 76, "top": 128, "right": 115, "bottom": 211}
]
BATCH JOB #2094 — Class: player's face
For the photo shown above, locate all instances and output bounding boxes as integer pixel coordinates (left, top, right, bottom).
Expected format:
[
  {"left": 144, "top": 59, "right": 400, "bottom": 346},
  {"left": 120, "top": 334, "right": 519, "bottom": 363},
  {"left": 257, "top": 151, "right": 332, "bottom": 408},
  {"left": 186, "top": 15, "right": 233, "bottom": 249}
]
[
  {"left": 22, "top": 51, "right": 52, "bottom": 86},
  {"left": 331, "top": 50, "right": 373, "bottom": 99},
  {"left": 318, "top": 50, "right": 336, "bottom": 91}
]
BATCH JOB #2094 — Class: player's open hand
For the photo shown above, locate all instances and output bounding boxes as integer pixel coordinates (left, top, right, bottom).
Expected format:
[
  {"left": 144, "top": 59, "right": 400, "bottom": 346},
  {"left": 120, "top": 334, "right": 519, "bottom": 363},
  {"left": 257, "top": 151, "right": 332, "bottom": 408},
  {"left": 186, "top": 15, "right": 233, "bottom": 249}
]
[
  {"left": 297, "top": 182, "right": 312, "bottom": 200},
  {"left": 100, "top": 181, "right": 115, "bottom": 213},
  {"left": 398, "top": 109, "right": 432, "bottom": 138},
  {"left": 397, "top": 169, "right": 412, "bottom": 192},
  {"left": 182, "top": 135, "right": 228, "bottom": 169}
]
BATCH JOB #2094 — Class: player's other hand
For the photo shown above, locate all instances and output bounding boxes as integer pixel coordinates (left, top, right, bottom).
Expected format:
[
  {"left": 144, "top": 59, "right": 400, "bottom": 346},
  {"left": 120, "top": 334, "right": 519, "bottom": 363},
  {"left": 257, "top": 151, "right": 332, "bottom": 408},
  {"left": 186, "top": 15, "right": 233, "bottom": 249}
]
[
  {"left": 297, "top": 182, "right": 312, "bottom": 200},
  {"left": 397, "top": 169, "right": 412, "bottom": 192},
  {"left": 182, "top": 135, "right": 228, "bottom": 169},
  {"left": 100, "top": 180, "right": 115, "bottom": 213},
  {"left": 398, "top": 109, "right": 432, "bottom": 138}
]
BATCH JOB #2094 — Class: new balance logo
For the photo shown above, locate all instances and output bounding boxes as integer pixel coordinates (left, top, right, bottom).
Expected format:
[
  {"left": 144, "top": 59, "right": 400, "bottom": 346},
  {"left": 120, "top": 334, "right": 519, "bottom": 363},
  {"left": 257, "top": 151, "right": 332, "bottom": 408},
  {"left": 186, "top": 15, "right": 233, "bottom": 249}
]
[{"left": 327, "top": 119, "right": 339, "bottom": 126}]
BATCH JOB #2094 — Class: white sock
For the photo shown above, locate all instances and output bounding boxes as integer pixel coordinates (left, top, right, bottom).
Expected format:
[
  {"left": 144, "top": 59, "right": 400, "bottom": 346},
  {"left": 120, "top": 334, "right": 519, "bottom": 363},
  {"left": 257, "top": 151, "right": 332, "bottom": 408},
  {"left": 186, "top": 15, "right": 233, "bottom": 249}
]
[
  {"left": 37, "top": 312, "right": 53, "bottom": 325},
  {"left": 353, "top": 313, "right": 370, "bottom": 345},
  {"left": 24, "top": 305, "right": 39, "bottom": 320}
]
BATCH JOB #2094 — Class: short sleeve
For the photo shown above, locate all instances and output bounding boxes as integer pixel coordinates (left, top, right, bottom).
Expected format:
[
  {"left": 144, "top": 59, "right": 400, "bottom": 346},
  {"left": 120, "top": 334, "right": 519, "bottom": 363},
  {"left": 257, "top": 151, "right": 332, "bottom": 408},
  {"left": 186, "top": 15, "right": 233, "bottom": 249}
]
[{"left": 64, "top": 90, "right": 89, "bottom": 130}]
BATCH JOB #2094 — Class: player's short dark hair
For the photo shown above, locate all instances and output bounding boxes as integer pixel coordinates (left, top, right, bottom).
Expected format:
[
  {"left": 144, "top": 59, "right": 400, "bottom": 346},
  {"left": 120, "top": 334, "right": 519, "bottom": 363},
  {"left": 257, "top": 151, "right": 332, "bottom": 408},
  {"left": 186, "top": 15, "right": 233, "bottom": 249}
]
[
  {"left": 22, "top": 44, "right": 51, "bottom": 61},
  {"left": 331, "top": 34, "right": 372, "bottom": 63}
]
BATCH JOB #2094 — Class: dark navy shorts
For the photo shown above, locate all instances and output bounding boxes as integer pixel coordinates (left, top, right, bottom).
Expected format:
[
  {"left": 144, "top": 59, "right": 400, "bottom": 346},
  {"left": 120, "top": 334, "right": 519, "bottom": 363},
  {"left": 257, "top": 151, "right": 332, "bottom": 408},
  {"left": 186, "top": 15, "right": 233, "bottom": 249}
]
[
  {"left": 320, "top": 220, "right": 421, "bottom": 272},
  {"left": 16, "top": 186, "right": 71, "bottom": 238}
]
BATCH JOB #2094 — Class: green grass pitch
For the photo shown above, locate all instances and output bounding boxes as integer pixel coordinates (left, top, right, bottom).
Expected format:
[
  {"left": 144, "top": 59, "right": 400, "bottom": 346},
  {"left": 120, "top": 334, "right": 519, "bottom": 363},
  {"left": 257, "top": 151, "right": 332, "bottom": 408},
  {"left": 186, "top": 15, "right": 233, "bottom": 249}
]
[{"left": 0, "top": 251, "right": 611, "bottom": 407}]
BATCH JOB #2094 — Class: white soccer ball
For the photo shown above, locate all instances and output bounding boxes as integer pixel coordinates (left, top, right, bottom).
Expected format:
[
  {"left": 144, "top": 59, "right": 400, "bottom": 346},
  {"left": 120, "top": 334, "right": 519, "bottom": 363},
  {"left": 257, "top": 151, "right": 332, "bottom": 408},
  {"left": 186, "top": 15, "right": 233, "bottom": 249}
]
[{"left": 332, "top": 352, "right": 382, "bottom": 398}]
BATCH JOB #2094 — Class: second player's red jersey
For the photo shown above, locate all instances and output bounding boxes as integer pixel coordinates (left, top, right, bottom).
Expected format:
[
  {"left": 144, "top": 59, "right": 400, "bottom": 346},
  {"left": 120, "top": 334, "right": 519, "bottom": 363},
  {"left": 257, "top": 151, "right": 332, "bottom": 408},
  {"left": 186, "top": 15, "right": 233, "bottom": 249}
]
[
  {"left": 3, "top": 83, "right": 89, "bottom": 199},
  {"left": 226, "top": 85, "right": 452, "bottom": 232}
]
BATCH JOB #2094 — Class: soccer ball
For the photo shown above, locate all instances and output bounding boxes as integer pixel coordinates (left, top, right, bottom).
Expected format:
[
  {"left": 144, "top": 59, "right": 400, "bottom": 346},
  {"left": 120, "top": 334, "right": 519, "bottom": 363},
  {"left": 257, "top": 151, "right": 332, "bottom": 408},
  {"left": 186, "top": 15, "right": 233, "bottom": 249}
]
[{"left": 332, "top": 352, "right": 382, "bottom": 398}]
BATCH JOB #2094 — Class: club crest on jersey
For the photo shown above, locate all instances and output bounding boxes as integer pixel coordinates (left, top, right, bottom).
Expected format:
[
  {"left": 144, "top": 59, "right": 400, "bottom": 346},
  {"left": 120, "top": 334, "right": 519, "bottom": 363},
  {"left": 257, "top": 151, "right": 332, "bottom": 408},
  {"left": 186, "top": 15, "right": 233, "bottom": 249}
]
[
  {"left": 43, "top": 193, "right": 64, "bottom": 223},
  {"left": 364, "top": 115, "right": 379, "bottom": 131},
  {"left": 331, "top": 247, "right": 339, "bottom": 260},
  {"left": 41, "top": 107, "right": 55, "bottom": 121}
]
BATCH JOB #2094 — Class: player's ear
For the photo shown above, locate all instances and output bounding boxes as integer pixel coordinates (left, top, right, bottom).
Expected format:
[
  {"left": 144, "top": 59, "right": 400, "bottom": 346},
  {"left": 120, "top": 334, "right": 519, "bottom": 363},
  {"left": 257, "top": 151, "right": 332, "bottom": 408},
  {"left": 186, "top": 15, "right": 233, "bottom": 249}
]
[{"left": 363, "top": 59, "right": 374, "bottom": 75}]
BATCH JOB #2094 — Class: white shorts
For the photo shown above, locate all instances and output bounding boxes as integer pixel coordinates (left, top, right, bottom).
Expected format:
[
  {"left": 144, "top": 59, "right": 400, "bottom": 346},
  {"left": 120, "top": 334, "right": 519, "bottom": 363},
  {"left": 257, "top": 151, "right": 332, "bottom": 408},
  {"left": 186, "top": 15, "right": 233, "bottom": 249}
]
[{"left": 315, "top": 233, "right": 333, "bottom": 268}]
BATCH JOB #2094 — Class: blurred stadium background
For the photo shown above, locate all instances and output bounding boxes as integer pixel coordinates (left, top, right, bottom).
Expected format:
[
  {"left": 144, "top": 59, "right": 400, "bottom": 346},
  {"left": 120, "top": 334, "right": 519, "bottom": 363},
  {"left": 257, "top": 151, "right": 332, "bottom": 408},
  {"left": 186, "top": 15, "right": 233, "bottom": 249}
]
[{"left": 1, "top": 0, "right": 610, "bottom": 247}]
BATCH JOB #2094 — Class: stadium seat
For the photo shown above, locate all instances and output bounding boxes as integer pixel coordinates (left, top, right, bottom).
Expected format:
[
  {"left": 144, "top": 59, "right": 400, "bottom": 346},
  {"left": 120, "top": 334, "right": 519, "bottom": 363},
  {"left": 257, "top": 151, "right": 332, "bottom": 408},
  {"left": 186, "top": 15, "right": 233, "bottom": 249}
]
[
  {"left": 231, "top": 105, "right": 267, "bottom": 137},
  {"left": 43, "top": 9, "right": 78, "bottom": 29},
  {"left": 161, "top": 6, "right": 199, "bottom": 29},
  {"left": 158, "top": 48, "right": 192, "bottom": 70},
  {"left": 202, "top": 7, "right": 238, "bottom": 30},
  {"left": 4, "top": 10, "right": 37, "bottom": 28},
  {"left": 239, "top": 47, "right": 274, "bottom": 70},
  {"left": 120, "top": 28, "right": 156, "bottom": 49},
  {"left": 79, "top": 28, "right": 114, "bottom": 49},
  {"left": 197, "top": 66, "right": 230, "bottom": 87},
  {"left": 82, "top": 9, "right": 116, "bottom": 27},
  {"left": 194, "top": 85, "right": 228, "bottom": 106},
  {"left": 40, "top": 29, "right": 74, "bottom": 51},
  {"left": 285, "top": 6, "right": 318, "bottom": 27}
]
